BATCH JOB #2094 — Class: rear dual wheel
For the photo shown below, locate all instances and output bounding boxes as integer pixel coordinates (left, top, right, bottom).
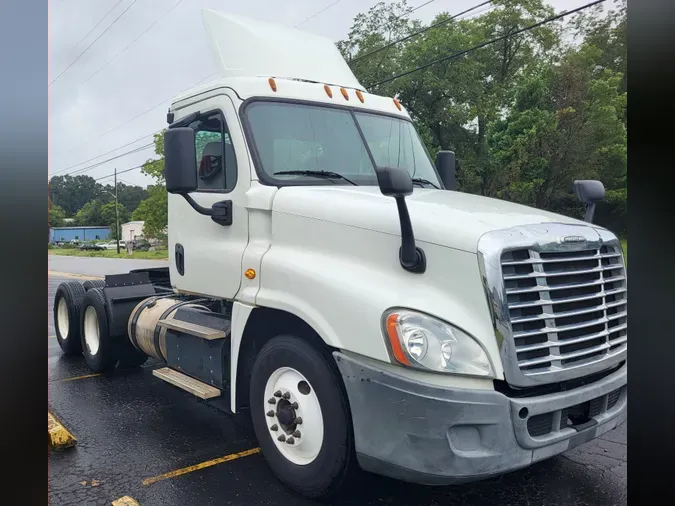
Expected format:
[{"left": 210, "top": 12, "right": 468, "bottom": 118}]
[
  {"left": 54, "top": 281, "right": 86, "bottom": 355},
  {"left": 80, "top": 288, "right": 147, "bottom": 373}
]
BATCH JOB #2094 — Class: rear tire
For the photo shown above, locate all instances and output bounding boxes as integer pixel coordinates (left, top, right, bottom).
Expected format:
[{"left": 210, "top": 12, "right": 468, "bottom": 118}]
[
  {"left": 83, "top": 279, "right": 105, "bottom": 291},
  {"left": 53, "top": 281, "right": 86, "bottom": 355},
  {"left": 249, "top": 335, "right": 356, "bottom": 499},
  {"left": 80, "top": 288, "right": 118, "bottom": 373}
]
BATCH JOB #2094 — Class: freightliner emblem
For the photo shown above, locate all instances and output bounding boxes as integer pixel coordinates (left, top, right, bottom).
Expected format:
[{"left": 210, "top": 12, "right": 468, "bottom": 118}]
[{"left": 561, "top": 235, "right": 586, "bottom": 244}]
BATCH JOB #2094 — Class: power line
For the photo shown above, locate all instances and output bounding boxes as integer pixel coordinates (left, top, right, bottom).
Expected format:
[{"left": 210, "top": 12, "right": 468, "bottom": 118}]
[
  {"left": 49, "top": 0, "right": 139, "bottom": 87},
  {"left": 61, "top": 0, "right": 124, "bottom": 67},
  {"left": 95, "top": 164, "right": 146, "bottom": 182},
  {"left": 367, "top": 0, "right": 605, "bottom": 89},
  {"left": 62, "top": 72, "right": 217, "bottom": 158},
  {"left": 294, "top": 0, "right": 343, "bottom": 28},
  {"left": 51, "top": 131, "right": 158, "bottom": 175},
  {"left": 380, "top": 0, "right": 439, "bottom": 34},
  {"left": 54, "top": 70, "right": 218, "bottom": 180},
  {"left": 351, "top": 0, "right": 493, "bottom": 65},
  {"left": 409, "top": 0, "right": 439, "bottom": 14},
  {"left": 83, "top": 0, "right": 187, "bottom": 85},
  {"left": 66, "top": 143, "right": 154, "bottom": 177},
  {"left": 74, "top": 1, "right": 125, "bottom": 49}
]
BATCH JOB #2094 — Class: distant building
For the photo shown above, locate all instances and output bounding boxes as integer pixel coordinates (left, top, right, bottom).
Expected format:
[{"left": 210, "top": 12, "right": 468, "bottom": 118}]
[
  {"left": 49, "top": 226, "right": 111, "bottom": 243},
  {"left": 121, "top": 221, "right": 145, "bottom": 242}
]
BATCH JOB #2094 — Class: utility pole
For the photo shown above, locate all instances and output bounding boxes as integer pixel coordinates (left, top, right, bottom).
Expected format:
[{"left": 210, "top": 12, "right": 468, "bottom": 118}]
[{"left": 114, "top": 167, "right": 120, "bottom": 254}]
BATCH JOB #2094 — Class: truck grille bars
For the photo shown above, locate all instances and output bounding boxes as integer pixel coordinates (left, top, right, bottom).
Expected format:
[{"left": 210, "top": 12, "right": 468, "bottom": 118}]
[{"left": 478, "top": 224, "right": 627, "bottom": 387}]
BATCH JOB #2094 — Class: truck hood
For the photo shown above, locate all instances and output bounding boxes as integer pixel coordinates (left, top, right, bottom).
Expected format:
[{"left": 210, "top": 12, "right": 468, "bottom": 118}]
[{"left": 272, "top": 186, "right": 589, "bottom": 253}]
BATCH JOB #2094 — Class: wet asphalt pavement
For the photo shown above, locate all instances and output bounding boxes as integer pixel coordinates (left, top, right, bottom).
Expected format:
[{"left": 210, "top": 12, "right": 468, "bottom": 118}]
[{"left": 48, "top": 260, "right": 627, "bottom": 505}]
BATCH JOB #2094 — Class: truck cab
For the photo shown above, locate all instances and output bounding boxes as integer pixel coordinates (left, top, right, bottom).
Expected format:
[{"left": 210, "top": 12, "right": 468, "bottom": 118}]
[{"left": 53, "top": 10, "right": 627, "bottom": 499}]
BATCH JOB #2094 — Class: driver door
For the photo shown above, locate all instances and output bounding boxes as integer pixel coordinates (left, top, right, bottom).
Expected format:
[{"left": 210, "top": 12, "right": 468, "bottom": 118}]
[{"left": 168, "top": 93, "right": 250, "bottom": 299}]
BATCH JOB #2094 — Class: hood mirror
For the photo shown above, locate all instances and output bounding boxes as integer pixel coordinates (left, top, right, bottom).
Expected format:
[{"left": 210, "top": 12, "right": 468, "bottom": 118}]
[
  {"left": 374, "top": 166, "right": 426, "bottom": 274},
  {"left": 573, "top": 180, "right": 605, "bottom": 223}
]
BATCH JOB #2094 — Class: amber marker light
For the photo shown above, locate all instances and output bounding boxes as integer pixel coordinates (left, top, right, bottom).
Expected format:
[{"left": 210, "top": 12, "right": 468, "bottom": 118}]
[
  {"left": 268, "top": 78, "right": 277, "bottom": 92},
  {"left": 355, "top": 90, "right": 365, "bottom": 103},
  {"left": 324, "top": 85, "right": 333, "bottom": 98},
  {"left": 385, "top": 313, "right": 411, "bottom": 366},
  {"left": 340, "top": 87, "right": 349, "bottom": 100},
  {"left": 245, "top": 269, "right": 256, "bottom": 280},
  {"left": 393, "top": 98, "right": 402, "bottom": 111}
]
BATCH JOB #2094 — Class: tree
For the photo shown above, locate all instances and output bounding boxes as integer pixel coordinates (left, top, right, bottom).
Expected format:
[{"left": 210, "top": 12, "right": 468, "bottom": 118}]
[
  {"left": 133, "top": 131, "right": 168, "bottom": 241},
  {"left": 99, "top": 182, "right": 148, "bottom": 213},
  {"left": 73, "top": 199, "right": 104, "bottom": 226},
  {"left": 48, "top": 174, "right": 102, "bottom": 216},
  {"left": 338, "top": 0, "right": 626, "bottom": 234},
  {"left": 101, "top": 201, "right": 131, "bottom": 239},
  {"left": 48, "top": 204, "right": 67, "bottom": 228},
  {"left": 132, "top": 184, "right": 168, "bottom": 241}
]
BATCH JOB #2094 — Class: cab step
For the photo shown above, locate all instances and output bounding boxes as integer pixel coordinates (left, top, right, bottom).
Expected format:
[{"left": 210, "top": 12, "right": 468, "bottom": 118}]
[
  {"left": 157, "top": 318, "right": 227, "bottom": 340},
  {"left": 152, "top": 367, "right": 221, "bottom": 399}
]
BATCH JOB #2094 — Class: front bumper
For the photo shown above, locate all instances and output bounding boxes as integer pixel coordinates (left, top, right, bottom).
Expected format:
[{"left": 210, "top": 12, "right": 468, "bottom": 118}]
[{"left": 334, "top": 352, "right": 627, "bottom": 485}]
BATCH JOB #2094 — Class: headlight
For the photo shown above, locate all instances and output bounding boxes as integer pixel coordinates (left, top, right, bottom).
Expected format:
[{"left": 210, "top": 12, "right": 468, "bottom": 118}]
[{"left": 382, "top": 309, "right": 494, "bottom": 377}]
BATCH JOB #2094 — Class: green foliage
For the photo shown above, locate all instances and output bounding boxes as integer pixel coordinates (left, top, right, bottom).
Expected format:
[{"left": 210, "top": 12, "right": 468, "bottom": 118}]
[
  {"left": 339, "top": 0, "right": 627, "bottom": 233},
  {"left": 48, "top": 204, "right": 67, "bottom": 228},
  {"left": 100, "top": 201, "right": 131, "bottom": 238},
  {"left": 49, "top": 172, "right": 148, "bottom": 217},
  {"left": 132, "top": 184, "right": 167, "bottom": 241},
  {"left": 133, "top": 130, "right": 169, "bottom": 240},
  {"left": 49, "top": 174, "right": 101, "bottom": 216},
  {"left": 73, "top": 199, "right": 104, "bottom": 226},
  {"left": 98, "top": 182, "right": 148, "bottom": 213}
]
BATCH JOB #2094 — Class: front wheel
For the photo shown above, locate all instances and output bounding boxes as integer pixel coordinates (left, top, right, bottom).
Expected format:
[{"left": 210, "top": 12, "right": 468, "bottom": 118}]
[{"left": 249, "top": 335, "right": 356, "bottom": 498}]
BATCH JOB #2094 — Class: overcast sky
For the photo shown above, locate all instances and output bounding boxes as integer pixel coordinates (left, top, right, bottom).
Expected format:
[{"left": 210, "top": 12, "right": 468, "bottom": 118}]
[{"left": 48, "top": 0, "right": 601, "bottom": 188}]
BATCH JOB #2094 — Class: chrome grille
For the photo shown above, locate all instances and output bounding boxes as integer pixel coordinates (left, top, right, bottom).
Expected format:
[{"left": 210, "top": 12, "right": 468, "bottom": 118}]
[{"left": 501, "top": 244, "right": 627, "bottom": 377}]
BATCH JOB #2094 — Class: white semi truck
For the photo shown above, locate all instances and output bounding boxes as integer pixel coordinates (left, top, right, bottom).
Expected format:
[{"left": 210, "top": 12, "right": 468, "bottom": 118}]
[{"left": 53, "top": 10, "right": 627, "bottom": 499}]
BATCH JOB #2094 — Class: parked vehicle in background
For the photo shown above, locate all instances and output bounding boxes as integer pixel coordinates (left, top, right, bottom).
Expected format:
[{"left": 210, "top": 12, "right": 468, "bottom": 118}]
[
  {"left": 132, "top": 239, "right": 151, "bottom": 251},
  {"left": 102, "top": 240, "right": 126, "bottom": 250},
  {"left": 78, "top": 241, "right": 106, "bottom": 251}
]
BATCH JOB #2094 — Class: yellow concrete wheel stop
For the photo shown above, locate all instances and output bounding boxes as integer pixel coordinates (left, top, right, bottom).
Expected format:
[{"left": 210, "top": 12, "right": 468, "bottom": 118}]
[{"left": 48, "top": 411, "right": 76, "bottom": 449}]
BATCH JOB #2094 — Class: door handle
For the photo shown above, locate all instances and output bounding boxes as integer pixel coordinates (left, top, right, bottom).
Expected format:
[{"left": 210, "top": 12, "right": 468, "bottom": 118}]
[{"left": 175, "top": 244, "right": 185, "bottom": 275}]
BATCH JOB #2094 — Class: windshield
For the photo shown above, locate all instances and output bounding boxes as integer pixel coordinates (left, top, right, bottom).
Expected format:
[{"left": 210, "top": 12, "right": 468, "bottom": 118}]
[{"left": 244, "top": 101, "right": 441, "bottom": 187}]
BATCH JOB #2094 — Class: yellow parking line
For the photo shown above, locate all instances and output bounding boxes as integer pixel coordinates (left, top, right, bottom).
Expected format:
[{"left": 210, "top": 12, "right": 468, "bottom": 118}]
[
  {"left": 142, "top": 447, "right": 261, "bottom": 486},
  {"left": 48, "top": 411, "right": 76, "bottom": 449},
  {"left": 48, "top": 271, "right": 103, "bottom": 280},
  {"left": 53, "top": 373, "right": 102, "bottom": 383},
  {"left": 112, "top": 496, "right": 140, "bottom": 506}
]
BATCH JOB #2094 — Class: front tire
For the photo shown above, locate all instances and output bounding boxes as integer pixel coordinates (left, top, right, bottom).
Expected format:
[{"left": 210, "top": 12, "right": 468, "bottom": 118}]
[
  {"left": 249, "top": 335, "right": 356, "bottom": 498},
  {"left": 80, "top": 288, "right": 118, "bottom": 373}
]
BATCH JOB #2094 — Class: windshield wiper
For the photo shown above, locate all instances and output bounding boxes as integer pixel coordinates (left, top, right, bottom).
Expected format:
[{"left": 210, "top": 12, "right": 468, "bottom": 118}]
[
  {"left": 411, "top": 177, "right": 440, "bottom": 189},
  {"left": 273, "top": 170, "right": 358, "bottom": 186}
]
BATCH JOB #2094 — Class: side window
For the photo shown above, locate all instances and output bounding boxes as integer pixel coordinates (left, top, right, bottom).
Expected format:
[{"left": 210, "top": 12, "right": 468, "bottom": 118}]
[{"left": 192, "top": 112, "right": 237, "bottom": 191}]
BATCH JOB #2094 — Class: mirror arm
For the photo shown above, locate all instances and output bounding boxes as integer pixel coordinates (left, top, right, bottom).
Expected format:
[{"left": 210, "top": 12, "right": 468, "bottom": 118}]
[
  {"left": 180, "top": 193, "right": 213, "bottom": 216},
  {"left": 584, "top": 203, "right": 596, "bottom": 223},
  {"left": 394, "top": 197, "right": 426, "bottom": 273}
]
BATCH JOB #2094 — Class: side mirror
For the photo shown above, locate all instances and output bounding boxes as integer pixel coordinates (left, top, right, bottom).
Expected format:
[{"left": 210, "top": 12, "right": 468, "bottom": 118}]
[
  {"left": 374, "top": 167, "right": 425, "bottom": 274},
  {"left": 435, "top": 151, "right": 456, "bottom": 190},
  {"left": 374, "top": 165, "right": 413, "bottom": 197},
  {"left": 164, "top": 127, "right": 197, "bottom": 194},
  {"left": 164, "top": 127, "right": 233, "bottom": 227},
  {"left": 573, "top": 180, "right": 605, "bottom": 223}
]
